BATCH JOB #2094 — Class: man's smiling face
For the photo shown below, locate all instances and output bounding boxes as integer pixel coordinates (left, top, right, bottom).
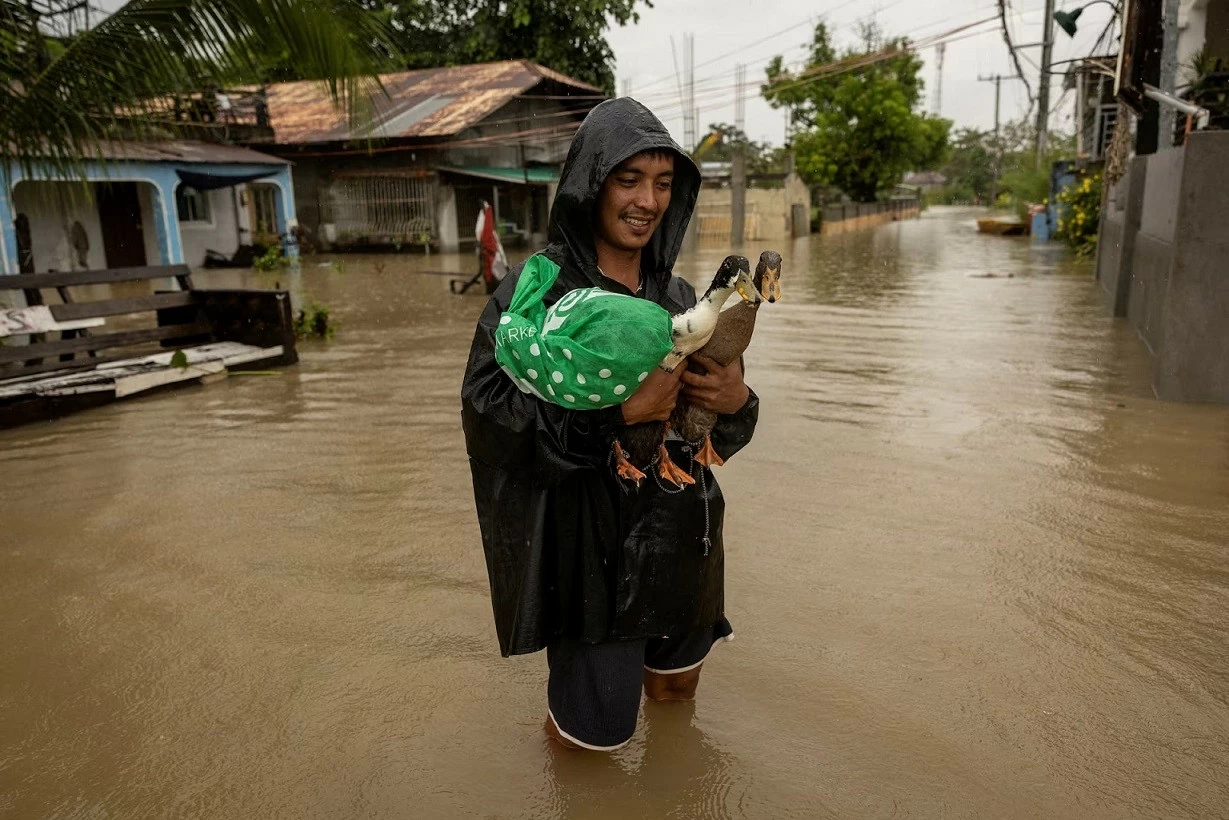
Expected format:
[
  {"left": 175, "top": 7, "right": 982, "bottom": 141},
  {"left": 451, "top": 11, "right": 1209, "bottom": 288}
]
[{"left": 594, "top": 151, "right": 675, "bottom": 253}]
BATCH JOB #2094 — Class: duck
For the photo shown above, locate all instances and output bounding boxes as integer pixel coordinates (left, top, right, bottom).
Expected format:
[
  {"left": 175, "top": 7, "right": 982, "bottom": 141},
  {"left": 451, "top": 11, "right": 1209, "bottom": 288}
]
[
  {"left": 613, "top": 255, "right": 760, "bottom": 487},
  {"left": 670, "top": 250, "right": 782, "bottom": 469}
]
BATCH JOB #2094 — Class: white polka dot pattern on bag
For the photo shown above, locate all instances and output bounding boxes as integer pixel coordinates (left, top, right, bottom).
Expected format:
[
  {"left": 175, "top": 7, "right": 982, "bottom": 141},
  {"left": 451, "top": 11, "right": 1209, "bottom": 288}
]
[
  {"left": 614, "top": 385, "right": 626, "bottom": 395},
  {"left": 552, "top": 371, "right": 563, "bottom": 384},
  {"left": 599, "top": 368, "right": 612, "bottom": 378},
  {"left": 500, "top": 316, "right": 511, "bottom": 325},
  {"left": 562, "top": 349, "right": 572, "bottom": 360},
  {"left": 638, "top": 372, "right": 649, "bottom": 382},
  {"left": 564, "top": 394, "right": 575, "bottom": 402},
  {"left": 589, "top": 394, "right": 601, "bottom": 403},
  {"left": 527, "top": 369, "right": 538, "bottom": 379},
  {"left": 576, "top": 374, "right": 586, "bottom": 385},
  {"left": 530, "top": 343, "right": 540, "bottom": 356}
]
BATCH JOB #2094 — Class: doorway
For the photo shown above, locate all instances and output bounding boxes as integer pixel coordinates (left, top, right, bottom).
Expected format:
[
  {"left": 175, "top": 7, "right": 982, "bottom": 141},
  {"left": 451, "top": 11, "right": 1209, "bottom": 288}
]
[{"left": 96, "top": 182, "right": 147, "bottom": 268}]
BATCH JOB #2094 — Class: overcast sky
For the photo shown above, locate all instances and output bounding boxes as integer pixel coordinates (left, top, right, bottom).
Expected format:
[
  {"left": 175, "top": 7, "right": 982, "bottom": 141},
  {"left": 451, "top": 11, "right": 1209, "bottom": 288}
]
[
  {"left": 607, "top": 0, "right": 1120, "bottom": 147},
  {"left": 92, "top": 0, "right": 1119, "bottom": 148}
]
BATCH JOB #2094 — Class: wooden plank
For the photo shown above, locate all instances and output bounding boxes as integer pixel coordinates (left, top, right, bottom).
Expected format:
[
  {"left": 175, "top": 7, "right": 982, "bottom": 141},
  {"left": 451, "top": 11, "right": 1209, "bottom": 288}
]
[
  {"left": 49, "top": 291, "right": 195, "bottom": 322},
  {"left": 1, "top": 306, "right": 106, "bottom": 337},
  {"left": 0, "top": 352, "right": 142, "bottom": 382},
  {"left": 113, "top": 361, "right": 225, "bottom": 398},
  {"left": 0, "top": 322, "right": 211, "bottom": 365},
  {"left": 55, "top": 285, "right": 94, "bottom": 362},
  {"left": 0, "top": 341, "right": 262, "bottom": 397},
  {"left": 0, "top": 265, "right": 191, "bottom": 291}
]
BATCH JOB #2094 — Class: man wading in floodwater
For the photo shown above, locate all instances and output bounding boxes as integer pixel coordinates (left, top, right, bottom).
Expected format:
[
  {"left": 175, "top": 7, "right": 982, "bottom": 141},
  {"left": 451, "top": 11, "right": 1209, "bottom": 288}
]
[{"left": 461, "top": 98, "right": 758, "bottom": 751}]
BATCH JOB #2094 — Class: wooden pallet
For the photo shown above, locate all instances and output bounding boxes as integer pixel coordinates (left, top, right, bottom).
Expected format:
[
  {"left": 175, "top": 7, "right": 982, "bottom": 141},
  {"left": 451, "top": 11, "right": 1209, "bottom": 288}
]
[{"left": 1, "top": 265, "right": 296, "bottom": 428}]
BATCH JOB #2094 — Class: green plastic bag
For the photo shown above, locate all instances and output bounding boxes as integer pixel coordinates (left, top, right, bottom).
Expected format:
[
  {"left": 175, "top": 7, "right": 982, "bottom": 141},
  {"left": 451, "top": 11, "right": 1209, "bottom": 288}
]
[{"left": 494, "top": 254, "right": 673, "bottom": 409}]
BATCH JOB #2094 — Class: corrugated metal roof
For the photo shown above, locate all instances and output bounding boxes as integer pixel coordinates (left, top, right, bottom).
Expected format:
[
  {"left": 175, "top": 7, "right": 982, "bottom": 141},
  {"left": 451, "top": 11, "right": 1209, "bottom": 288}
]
[
  {"left": 90, "top": 140, "right": 290, "bottom": 165},
  {"left": 263, "top": 60, "right": 604, "bottom": 146}
]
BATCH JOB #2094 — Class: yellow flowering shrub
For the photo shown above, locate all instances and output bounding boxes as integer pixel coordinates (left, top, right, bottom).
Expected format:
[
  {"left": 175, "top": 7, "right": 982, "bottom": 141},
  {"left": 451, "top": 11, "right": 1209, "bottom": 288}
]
[{"left": 1055, "top": 171, "right": 1102, "bottom": 256}]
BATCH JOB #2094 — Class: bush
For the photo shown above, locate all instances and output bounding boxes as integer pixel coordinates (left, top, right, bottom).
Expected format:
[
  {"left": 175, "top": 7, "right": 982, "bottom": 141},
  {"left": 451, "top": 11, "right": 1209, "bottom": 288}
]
[
  {"left": 253, "top": 245, "right": 285, "bottom": 272},
  {"left": 999, "top": 166, "right": 1051, "bottom": 220},
  {"left": 293, "top": 301, "right": 335, "bottom": 340},
  {"left": 1054, "top": 171, "right": 1102, "bottom": 256}
]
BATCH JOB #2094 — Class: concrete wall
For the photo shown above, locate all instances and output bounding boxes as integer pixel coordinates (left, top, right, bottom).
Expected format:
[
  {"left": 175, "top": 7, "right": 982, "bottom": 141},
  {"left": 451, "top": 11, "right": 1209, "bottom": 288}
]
[
  {"left": 820, "top": 200, "right": 921, "bottom": 235},
  {"left": 11, "top": 183, "right": 109, "bottom": 271},
  {"left": 1094, "top": 130, "right": 1229, "bottom": 402},
  {"left": 1155, "top": 131, "right": 1229, "bottom": 401},
  {"left": 693, "top": 175, "right": 811, "bottom": 241},
  {"left": 178, "top": 186, "right": 246, "bottom": 267}
]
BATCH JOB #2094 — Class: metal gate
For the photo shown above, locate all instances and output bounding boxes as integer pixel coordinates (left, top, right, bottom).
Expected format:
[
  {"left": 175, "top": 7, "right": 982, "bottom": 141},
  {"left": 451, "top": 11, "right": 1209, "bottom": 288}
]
[{"left": 321, "top": 172, "right": 438, "bottom": 246}]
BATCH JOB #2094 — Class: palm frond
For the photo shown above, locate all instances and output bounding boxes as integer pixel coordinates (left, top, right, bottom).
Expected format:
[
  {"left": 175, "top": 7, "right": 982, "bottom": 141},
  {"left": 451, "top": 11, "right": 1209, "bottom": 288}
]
[{"left": 1, "top": 0, "right": 397, "bottom": 179}]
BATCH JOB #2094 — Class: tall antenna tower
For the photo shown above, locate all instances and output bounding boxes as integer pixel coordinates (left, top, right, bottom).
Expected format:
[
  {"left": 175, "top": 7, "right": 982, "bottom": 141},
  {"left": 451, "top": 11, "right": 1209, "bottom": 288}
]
[
  {"left": 932, "top": 42, "right": 946, "bottom": 115},
  {"left": 683, "top": 35, "right": 697, "bottom": 151}
]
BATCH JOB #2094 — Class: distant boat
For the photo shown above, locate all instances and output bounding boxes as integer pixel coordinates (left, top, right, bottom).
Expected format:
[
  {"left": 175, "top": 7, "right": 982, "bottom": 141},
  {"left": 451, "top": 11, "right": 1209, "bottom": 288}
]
[{"left": 977, "top": 217, "right": 1029, "bottom": 236}]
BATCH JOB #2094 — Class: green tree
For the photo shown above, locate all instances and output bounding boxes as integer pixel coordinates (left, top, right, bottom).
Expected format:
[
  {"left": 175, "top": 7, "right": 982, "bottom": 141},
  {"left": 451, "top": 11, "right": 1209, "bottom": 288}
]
[
  {"left": 1, "top": 0, "right": 397, "bottom": 177},
  {"left": 761, "top": 22, "right": 950, "bottom": 202},
  {"left": 937, "top": 128, "right": 995, "bottom": 204},
  {"left": 697, "top": 123, "right": 789, "bottom": 179},
  {"left": 371, "top": 0, "right": 649, "bottom": 94},
  {"left": 994, "top": 121, "right": 1077, "bottom": 217}
]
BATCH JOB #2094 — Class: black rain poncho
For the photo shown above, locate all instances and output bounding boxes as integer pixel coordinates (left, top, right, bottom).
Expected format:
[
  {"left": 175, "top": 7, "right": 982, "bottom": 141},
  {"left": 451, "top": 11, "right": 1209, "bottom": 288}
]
[{"left": 460, "top": 98, "right": 759, "bottom": 656}]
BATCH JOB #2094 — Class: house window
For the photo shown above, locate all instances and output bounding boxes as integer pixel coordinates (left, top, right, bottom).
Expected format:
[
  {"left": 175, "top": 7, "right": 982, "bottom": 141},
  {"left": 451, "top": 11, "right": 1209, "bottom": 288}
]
[
  {"left": 250, "top": 184, "right": 279, "bottom": 236},
  {"left": 176, "top": 186, "right": 211, "bottom": 223}
]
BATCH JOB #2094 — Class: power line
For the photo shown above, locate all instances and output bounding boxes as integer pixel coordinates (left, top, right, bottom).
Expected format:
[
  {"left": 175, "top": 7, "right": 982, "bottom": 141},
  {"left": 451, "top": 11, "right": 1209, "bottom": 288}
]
[{"left": 997, "top": 0, "right": 1036, "bottom": 111}]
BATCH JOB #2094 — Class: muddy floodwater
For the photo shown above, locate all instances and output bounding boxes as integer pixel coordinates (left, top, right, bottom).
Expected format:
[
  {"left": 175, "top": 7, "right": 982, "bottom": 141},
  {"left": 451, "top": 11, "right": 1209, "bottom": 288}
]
[{"left": 2, "top": 207, "right": 1227, "bottom": 818}]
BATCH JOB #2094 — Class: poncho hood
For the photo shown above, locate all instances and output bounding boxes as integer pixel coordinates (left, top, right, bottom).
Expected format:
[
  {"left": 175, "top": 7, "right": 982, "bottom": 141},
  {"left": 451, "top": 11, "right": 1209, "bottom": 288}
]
[{"left": 547, "top": 98, "right": 702, "bottom": 285}]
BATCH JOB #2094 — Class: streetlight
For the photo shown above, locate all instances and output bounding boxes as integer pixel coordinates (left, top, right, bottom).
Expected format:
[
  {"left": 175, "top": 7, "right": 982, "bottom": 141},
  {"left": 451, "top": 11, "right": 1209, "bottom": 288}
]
[{"left": 1054, "top": 1, "right": 1120, "bottom": 38}]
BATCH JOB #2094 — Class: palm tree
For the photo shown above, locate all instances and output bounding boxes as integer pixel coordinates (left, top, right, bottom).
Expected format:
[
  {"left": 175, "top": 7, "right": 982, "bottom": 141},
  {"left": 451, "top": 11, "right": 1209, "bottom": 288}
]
[{"left": 1, "top": 0, "right": 396, "bottom": 177}]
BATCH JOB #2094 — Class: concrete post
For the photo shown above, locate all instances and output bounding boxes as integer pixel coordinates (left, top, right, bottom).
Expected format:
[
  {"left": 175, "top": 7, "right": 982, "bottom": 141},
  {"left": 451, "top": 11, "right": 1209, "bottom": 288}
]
[
  {"left": 1111, "top": 156, "right": 1149, "bottom": 317},
  {"left": 271, "top": 166, "right": 298, "bottom": 262},
  {"left": 730, "top": 149, "right": 746, "bottom": 247},
  {"left": 0, "top": 166, "right": 17, "bottom": 275}
]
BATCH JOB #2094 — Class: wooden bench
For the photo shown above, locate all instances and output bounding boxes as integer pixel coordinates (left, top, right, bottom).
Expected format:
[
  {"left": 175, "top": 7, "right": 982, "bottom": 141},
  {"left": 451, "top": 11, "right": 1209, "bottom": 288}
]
[{"left": 0, "top": 265, "right": 297, "bottom": 429}]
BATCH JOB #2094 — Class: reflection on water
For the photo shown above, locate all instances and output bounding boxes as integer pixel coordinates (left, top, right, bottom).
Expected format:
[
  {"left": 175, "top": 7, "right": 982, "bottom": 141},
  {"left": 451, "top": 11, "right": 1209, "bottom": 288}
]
[{"left": 2, "top": 207, "right": 1227, "bottom": 818}]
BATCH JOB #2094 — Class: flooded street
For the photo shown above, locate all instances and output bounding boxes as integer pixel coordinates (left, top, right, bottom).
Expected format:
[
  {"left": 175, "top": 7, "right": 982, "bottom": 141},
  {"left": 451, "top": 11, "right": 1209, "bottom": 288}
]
[{"left": 2, "top": 206, "right": 1227, "bottom": 818}]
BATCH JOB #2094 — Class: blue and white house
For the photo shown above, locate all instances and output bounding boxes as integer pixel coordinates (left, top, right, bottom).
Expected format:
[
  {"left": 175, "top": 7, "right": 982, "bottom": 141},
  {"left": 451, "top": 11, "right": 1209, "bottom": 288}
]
[{"left": 0, "top": 140, "right": 296, "bottom": 275}]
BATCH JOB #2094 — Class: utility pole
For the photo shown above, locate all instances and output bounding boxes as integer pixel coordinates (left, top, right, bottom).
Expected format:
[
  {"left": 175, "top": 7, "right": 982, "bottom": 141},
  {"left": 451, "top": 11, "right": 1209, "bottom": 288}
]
[
  {"left": 979, "top": 74, "right": 1012, "bottom": 207},
  {"left": 933, "top": 42, "right": 946, "bottom": 116},
  {"left": 621, "top": 77, "right": 631, "bottom": 98},
  {"left": 732, "top": 64, "right": 747, "bottom": 246},
  {"left": 1034, "top": 0, "right": 1057, "bottom": 167}
]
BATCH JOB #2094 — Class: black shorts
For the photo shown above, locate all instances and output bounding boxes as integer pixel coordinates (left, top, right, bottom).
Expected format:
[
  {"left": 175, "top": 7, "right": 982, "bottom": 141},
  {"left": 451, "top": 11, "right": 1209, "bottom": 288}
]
[{"left": 546, "top": 620, "right": 734, "bottom": 750}]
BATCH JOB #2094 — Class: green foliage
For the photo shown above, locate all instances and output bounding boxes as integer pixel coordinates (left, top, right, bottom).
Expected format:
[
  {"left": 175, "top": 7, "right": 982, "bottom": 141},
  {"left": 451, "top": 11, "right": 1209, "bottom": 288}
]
[
  {"left": 1, "top": 0, "right": 398, "bottom": 179},
  {"left": 294, "top": 301, "right": 335, "bottom": 339},
  {"left": 1054, "top": 170, "right": 1102, "bottom": 256},
  {"left": 761, "top": 22, "right": 951, "bottom": 202},
  {"left": 938, "top": 128, "right": 995, "bottom": 204},
  {"left": 170, "top": 349, "right": 189, "bottom": 368},
  {"left": 937, "top": 119, "right": 1077, "bottom": 215},
  {"left": 253, "top": 246, "right": 286, "bottom": 272},
  {"left": 369, "top": 0, "right": 649, "bottom": 94},
  {"left": 699, "top": 123, "right": 791, "bottom": 184}
]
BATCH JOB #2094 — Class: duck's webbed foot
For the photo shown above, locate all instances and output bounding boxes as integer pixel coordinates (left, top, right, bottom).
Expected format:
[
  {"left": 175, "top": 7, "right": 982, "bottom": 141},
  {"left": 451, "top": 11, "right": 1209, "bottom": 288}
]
[
  {"left": 613, "top": 440, "right": 646, "bottom": 486},
  {"left": 657, "top": 434, "right": 695, "bottom": 488},
  {"left": 694, "top": 435, "right": 725, "bottom": 468}
]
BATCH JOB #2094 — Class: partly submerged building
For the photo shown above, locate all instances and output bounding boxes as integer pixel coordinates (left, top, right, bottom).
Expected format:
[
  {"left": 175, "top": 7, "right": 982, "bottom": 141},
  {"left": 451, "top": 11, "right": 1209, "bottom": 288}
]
[
  {"left": 1, "top": 140, "right": 296, "bottom": 275},
  {"left": 250, "top": 60, "right": 606, "bottom": 252}
]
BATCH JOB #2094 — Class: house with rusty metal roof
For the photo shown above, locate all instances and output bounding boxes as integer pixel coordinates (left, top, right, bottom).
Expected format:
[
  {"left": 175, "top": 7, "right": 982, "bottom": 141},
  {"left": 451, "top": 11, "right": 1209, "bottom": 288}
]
[{"left": 247, "top": 59, "right": 606, "bottom": 253}]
